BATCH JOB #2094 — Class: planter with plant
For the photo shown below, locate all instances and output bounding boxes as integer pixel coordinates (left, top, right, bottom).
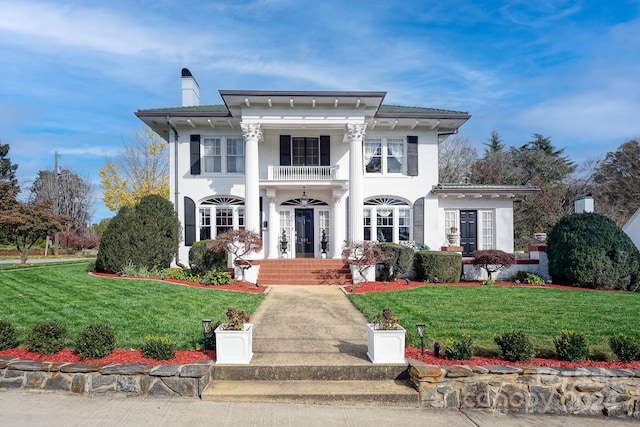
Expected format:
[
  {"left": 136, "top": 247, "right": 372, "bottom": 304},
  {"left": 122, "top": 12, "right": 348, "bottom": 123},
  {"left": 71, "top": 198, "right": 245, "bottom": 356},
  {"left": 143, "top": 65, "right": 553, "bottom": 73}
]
[
  {"left": 446, "top": 226, "right": 459, "bottom": 246},
  {"left": 208, "top": 230, "right": 263, "bottom": 283},
  {"left": 533, "top": 225, "right": 547, "bottom": 244},
  {"left": 214, "top": 307, "right": 253, "bottom": 364},
  {"left": 366, "top": 307, "right": 406, "bottom": 364},
  {"left": 342, "top": 240, "right": 392, "bottom": 284}
]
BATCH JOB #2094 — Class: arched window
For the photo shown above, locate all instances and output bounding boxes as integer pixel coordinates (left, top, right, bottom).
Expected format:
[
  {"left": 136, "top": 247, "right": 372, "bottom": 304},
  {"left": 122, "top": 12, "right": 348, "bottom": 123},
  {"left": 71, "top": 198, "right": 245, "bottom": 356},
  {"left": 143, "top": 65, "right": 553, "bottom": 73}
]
[
  {"left": 363, "top": 197, "right": 411, "bottom": 242},
  {"left": 198, "top": 196, "right": 244, "bottom": 240}
]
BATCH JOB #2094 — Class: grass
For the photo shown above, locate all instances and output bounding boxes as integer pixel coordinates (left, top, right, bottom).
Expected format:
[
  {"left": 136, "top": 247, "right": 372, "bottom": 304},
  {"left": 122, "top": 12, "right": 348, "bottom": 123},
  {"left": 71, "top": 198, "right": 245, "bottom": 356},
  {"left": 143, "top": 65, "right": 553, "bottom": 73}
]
[
  {"left": 348, "top": 285, "right": 640, "bottom": 358},
  {"left": 0, "top": 263, "right": 264, "bottom": 350}
]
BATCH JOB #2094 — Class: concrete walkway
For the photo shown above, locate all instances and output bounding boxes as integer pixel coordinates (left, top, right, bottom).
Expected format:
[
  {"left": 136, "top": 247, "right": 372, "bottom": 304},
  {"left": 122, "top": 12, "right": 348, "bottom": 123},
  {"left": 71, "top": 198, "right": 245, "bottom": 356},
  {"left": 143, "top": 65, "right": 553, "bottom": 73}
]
[
  {"left": 250, "top": 286, "right": 370, "bottom": 366},
  {"left": 1, "top": 391, "right": 637, "bottom": 427}
]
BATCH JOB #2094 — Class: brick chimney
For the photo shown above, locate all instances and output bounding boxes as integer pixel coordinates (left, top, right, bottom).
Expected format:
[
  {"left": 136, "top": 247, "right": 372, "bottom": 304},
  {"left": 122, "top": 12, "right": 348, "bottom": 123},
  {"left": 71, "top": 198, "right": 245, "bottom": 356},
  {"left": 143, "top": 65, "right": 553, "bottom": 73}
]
[{"left": 181, "top": 68, "right": 200, "bottom": 107}]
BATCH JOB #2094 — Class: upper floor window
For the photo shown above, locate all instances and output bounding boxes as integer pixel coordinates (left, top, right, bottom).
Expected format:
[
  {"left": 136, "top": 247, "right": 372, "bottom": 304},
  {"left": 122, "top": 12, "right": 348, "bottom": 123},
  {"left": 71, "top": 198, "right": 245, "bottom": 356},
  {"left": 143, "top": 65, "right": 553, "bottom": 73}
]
[
  {"left": 200, "top": 137, "right": 244, "bottom": 174},
  {"left": 226, "top": 138, "right": 245, "bottom": 173},
  {"left": 364, "top": 138, "right": 405, "bottom": 174}
]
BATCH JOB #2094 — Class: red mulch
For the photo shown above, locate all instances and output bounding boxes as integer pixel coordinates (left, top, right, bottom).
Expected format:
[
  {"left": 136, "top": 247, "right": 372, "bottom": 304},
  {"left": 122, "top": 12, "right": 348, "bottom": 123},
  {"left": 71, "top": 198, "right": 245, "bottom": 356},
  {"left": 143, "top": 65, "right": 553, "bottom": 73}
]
[
  {"left": 91, "top": 272, "right": 265, "bottom": 293},
  {"left": 0, "top": 348, "right": 214, "bottom": 365},
  {"left": 405, "top": 348, "right": 640, "bottom": 370},
  {"left": 346, "top": 280, "right": 605, "bottom": 294}
]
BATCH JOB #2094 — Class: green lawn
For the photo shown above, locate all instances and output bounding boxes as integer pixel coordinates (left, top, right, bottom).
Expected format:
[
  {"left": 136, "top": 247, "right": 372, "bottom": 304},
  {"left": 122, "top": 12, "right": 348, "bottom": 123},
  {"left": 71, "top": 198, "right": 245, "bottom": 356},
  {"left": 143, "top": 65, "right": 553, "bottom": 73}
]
[
  {"left": 349, "top": 285, "right": 640, "bottom": 358},
  {"left": 0, "top": 263, "right": 264, "bottom": 350}
]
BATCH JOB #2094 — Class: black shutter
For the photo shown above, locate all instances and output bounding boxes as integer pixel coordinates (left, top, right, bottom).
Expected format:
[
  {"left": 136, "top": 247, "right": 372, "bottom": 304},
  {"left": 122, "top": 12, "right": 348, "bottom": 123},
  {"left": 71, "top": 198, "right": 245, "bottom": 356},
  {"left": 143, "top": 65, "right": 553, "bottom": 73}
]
[
  {"left": 184, "top": 197, "right": 196, "bottom": 246},
  {"left": 190, "top": 134, "right": 201, "bottom": 175},
  {"left": 320, "top": 135, "right": 330, "bottom": 166},
  {"left": 280, "top": 135, "right": 291, "bottom": 166},
  {"left": 407, "top": 135, "right": 418, "bottom": 176},
  {"left": 413, "top": 197, "right": 424, "bottom": 245}
]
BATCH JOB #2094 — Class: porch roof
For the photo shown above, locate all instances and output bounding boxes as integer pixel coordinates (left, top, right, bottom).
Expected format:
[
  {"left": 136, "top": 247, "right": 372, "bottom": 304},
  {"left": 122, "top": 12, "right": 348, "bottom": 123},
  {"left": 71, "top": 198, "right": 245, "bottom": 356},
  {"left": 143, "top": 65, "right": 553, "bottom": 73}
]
[{"left": 431, "top": 183, "right": 540, "bottom": 199}]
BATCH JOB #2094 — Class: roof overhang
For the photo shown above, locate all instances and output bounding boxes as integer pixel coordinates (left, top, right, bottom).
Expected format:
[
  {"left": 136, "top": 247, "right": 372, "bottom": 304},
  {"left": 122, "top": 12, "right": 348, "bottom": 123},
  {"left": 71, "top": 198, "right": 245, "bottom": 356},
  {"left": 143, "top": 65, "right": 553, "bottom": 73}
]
[{"left": 431, "top": 184, "right": 540, "bottom": 199}]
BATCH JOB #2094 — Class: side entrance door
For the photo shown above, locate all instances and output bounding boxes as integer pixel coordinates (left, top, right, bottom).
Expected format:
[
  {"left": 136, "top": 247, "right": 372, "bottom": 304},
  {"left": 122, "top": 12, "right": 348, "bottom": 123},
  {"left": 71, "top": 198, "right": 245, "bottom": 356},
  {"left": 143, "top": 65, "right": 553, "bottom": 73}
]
[
  {"left": 460, "top": 210, "right": 477, "bottom": 257},
  {"left": 295, "top": 209, "right": 314, "bottom": 258}
]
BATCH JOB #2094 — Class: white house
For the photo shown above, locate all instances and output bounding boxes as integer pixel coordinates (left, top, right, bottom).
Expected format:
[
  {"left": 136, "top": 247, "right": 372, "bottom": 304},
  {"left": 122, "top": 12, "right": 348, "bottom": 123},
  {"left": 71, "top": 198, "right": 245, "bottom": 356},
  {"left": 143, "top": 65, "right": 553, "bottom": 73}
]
[
  {"left": 135, "top": 69, "right": 537, "bottom": 266},
  {"left": 623, "top": 208, "right": 640, "bottom": 251}
]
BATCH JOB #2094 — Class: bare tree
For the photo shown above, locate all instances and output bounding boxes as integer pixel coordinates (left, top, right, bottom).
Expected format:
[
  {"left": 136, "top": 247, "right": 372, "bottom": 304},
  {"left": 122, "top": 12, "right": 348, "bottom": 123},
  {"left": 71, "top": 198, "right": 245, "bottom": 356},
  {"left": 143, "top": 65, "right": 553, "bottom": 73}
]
[{"left": 438, "top": 134, "right": 478, "bottom": 183}]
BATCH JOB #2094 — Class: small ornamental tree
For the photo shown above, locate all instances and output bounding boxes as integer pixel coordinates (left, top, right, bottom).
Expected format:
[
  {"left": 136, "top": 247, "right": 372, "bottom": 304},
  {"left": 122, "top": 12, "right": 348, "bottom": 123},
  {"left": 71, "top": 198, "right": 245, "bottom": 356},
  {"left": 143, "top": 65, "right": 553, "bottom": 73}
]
[
  {"left": 208, "top": 230, "right": 263, "bottom": 281},
  {"left": 547, "top": 213, "right": 640, "bottom": 291},
  {"left": 341, "top": 240, "right": 392, "bottom": 283},
  {"left": 472, "top": 249, "right": 515, "bottom": 281}
]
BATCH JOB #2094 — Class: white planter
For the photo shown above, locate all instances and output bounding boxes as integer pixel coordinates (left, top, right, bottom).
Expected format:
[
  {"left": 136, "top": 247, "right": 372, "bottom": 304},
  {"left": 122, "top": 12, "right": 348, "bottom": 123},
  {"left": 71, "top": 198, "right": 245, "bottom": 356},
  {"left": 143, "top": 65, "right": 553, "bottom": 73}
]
[
  {"left": 215, "top": 323, "right": 253, "bottom": 364},
  {"left": 350, "top": 264, "right": 375, "bottom": 284},
  {"left": 366, "top": 323, "right": 406, "bottom": 364},
  {"left": 234, "top": 264, "right": 260, "bottom": 284}
]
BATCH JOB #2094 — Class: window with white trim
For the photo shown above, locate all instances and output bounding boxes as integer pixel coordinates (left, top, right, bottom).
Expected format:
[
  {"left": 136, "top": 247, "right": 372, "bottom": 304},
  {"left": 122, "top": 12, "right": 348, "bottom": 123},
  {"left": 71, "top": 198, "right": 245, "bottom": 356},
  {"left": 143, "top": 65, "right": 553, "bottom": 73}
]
[
  {"left": 363, "top": 197, "right": 412, "bottom": 242},
  {"left": 480, "top": 211, "right": 494, "bottom": 249},
  {"left": 364, "top": 138, "right": 405, "bottom": 174},
  {"left": 202, "top": 137, "right": 244, "bottom": 174},
  {"left": 319, "top": 210, "right": 330, "bottom": 244},
  {"left": 445, "top": 210, "right": 458, "bottom": 233},
  {"left": 197, "top": 196, "right": 244, "bottom": 241},
  {"left": 199, "top": 208, "right": 211, "bottom": 240}
]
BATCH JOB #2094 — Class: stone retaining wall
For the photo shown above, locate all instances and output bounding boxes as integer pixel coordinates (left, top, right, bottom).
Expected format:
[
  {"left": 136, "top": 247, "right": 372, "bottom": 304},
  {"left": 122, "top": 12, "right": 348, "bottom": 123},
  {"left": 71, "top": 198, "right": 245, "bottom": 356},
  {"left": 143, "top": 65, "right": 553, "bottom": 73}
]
[
  {"left": 410, "top": 361, "right": 640, "bottom": 419},
  {"left": 0, "top": 357, "right": 212, "bottom": 398}
]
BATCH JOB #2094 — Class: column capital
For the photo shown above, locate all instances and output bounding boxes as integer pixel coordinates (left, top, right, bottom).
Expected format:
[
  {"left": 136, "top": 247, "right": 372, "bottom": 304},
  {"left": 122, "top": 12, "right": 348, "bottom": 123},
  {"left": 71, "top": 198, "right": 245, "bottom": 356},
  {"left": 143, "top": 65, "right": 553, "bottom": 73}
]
[
  {"left": 345, "top": 122, "right": 367, "bottom": 141},
  {"left": 241, "top": 122, "right": 263, "bottom": 141}
]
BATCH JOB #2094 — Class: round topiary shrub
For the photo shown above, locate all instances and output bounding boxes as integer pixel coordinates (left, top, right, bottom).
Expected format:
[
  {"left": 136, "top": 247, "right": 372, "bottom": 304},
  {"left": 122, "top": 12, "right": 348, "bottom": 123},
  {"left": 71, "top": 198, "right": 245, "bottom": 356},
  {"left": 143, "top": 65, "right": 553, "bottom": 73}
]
[
  {"left": 547, "top": 213, "right": 640, "bottom": 291},
  {"left": 377, "top": 243, "right": 414, "bottom": 281},
  {"left": 553, "top": 330, "right": 589, "bottom": 362},
  {"left": 0, "top": 320, "right": 19, "bottom": 350},
  {"left": 26, "top": 320, "right": 67, "bottom": 355},
  {"left": 494, "top": 330, "right": 536, "bottom": 362},
  {"left": 75, "top": 324, "right": 117, "bottom": 359},
  {"left": 189, "top": 240, "right": 227, "bottom": 275},
  {"left": 443, "top": 334, "right": 475, "bottom": 360},
  {"left": 609, "top": 334, "right": 640, "bottom": 362},
  {"left": 142, "top": 335, "right": 176, "bottom": 360}
]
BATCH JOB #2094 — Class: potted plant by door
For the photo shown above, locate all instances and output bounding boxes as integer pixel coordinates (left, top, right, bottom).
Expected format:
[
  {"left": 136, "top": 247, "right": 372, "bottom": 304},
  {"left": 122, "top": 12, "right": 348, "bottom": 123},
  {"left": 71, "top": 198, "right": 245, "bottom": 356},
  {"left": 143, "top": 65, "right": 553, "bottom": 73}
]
[
  {"left": 320, "top": 229, "right": 328, "bottom": 258},
  {"left": 533, "top": 226, "right": 547, "bottom": 244},
  {"left": 367, "top": 307, "right": 406, "bottom": 364},
  {"left": 446, "top": 226, "right": 459, "bottom": 246},
  {"left": 214, "top": 307, "right": 253, "bottom": 364}
]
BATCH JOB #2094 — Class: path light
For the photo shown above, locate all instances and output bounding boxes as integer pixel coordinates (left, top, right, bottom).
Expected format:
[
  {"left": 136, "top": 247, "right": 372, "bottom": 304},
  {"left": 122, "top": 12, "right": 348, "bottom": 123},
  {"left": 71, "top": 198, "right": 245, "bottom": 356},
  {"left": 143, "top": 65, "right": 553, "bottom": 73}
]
[
  {"left": 416, "top": 323, "right": 426, "bottom": 356},
  {"left": 404, "top": 278, "right": 410, "bottom": 285},
  {"left": 434, "top": 341, "right": 440, "bottom": 357},
  {"left": 202, "top": 319, "right": 212, "bottom": 354},
  {"left": 434, "top": 276, "right": 439, "bottom": 283}
]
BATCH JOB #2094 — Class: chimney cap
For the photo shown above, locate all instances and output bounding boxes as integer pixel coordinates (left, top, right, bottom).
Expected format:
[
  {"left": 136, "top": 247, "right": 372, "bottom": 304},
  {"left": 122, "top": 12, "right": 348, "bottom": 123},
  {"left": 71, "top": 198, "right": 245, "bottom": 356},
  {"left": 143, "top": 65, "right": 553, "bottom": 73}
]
[{"left": 181, "top": 68, "right": 193, "bottom": 78}]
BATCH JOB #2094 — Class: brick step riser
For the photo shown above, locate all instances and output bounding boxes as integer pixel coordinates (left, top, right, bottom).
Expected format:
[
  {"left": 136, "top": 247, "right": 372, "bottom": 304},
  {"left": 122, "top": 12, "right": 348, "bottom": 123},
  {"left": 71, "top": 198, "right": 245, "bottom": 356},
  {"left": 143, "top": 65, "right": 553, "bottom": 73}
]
[{"left": 212, "top": 365, "right": 409, "bottom": 381}]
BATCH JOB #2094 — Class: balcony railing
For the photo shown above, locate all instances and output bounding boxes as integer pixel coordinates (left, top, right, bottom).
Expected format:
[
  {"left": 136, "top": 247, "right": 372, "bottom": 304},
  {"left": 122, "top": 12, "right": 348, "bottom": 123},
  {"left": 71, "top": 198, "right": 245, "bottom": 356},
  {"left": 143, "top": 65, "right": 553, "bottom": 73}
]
[{"left": 268, "top": 165, "right": 339, "bottom": 181}]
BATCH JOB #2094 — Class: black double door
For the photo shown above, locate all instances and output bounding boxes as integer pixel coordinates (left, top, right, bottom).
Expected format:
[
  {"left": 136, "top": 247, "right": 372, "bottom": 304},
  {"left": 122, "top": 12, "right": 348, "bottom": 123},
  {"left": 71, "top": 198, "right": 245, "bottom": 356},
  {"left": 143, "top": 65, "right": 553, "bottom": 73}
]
[{"left": 295, "top": 209, "right": 314, "bottom": 258}]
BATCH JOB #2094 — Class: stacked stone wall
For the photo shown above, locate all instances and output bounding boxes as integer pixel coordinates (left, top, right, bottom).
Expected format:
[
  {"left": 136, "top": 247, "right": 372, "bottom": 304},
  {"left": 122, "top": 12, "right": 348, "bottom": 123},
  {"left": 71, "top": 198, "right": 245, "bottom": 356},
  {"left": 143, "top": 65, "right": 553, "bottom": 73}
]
[
  {"left": 0, "top": 357, "right": 212, "bottom": 398},
  {"left": 410, "top": 361, "right": 640, "bottom": 419}
]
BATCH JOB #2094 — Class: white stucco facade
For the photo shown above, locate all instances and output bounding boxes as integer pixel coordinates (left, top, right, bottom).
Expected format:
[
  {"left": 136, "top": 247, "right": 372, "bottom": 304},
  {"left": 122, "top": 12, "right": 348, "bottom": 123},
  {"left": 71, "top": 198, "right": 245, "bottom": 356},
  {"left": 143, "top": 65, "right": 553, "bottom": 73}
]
[{"left": 136, "top": 69, "right": 536, "bottom": 265}]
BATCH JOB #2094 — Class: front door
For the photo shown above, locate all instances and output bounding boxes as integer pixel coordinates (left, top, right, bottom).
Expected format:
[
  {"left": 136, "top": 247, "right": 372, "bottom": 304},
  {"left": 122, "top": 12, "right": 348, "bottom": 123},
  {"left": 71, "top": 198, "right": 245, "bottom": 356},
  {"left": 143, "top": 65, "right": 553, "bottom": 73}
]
[
  {"left": 460, "top": 210, "right": 477, "bottom": 257},
  {"left": 295, "top": 209, "right": 314, "bottom": 258}
]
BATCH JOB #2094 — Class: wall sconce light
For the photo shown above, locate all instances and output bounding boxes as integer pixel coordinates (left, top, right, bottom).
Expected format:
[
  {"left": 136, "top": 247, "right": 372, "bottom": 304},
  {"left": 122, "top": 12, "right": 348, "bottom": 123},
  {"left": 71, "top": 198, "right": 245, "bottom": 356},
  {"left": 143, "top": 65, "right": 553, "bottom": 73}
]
[
  {"left": 202, "top": 319, "right": 212, "bottom": 354},
  {"left": 416, "top": 323, "right": 426, "bottom": 356}
]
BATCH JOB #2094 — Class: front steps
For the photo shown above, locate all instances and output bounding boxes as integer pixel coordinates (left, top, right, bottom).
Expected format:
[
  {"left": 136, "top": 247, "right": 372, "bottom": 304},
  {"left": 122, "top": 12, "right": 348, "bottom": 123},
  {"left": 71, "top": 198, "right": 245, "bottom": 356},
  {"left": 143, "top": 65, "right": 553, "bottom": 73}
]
[
  {"left": 201, "top": 364, "right": 418, "bottom": 406},
  {"left": 255, "top": 259, "right": 352, "bottom": 285}
]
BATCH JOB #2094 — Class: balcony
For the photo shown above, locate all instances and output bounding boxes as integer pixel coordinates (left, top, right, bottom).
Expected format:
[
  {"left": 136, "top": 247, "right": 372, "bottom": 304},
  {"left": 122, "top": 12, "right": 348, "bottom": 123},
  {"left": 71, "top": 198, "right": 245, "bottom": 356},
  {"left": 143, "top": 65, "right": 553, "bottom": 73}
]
[{"left": 267, "top": 165, "right": 339, "bottom": 181}]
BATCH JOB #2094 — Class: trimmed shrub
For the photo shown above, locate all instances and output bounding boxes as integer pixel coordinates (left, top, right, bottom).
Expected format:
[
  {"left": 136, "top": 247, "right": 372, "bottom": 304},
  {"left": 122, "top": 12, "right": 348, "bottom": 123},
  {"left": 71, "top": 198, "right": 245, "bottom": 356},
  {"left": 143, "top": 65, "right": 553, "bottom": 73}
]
[
  {"left": 413, "top": 251, "right": 462, "bottom": 282},
  {"left": 189, "top": 240, "right": 227, "bottom": 275},
  {"left": 609, "top": 334, "right": 640, "bottom": 362},
  {"left": 378, "top": 243, "right": 415, "bottom": 281},
  {"left": 443, "top": 335, "right": 474, "bottom": 360},
  {"left": 203, "top": 269, "right": 233, "bottom": 285},
  {"left": 0, "top": 320, "right": 18, "bottom": 350},
  {"left": 161, "top": 268, "right": 201, "bottom": 282},
  {"left": 554, "top": 330, "right": 589, "bottom": 362},
  {"left": 75, "top": 324, "right": 117, "bottom": 359},
  {"left": 26, "top": 320, "right": 67, "bottom": 355},
  {"left": 203, "top": 320, "right": 221, "bottom": 351},
  {"left": 472, "top": 250, "right": 515, "bottom": 280},
  {"left": 512, "top": 271, "right": 545, "bottom": 285},
  {"left": 96, "top": 195, "right": 181, "bottom": 273},
  {"left": 86, "top": 260, "right": 96, "bottom": 273},
  {"left": 142, "top": 335, "right": 176, "bottom": 360},
  {"left": 547, "top": 213, "right": 640, "bottom": 291},
  {"left": 494, "top": 330, "right": 536, "bottom": 362}
]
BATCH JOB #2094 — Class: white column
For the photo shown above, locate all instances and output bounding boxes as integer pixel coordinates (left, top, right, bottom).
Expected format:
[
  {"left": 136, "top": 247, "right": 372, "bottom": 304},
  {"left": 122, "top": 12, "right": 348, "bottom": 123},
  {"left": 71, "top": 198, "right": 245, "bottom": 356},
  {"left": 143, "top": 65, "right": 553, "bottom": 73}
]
[
  {"left": 241, "top": 122, "right": 262, "bottom": 234},
  {"left": 347, "top": 123, "right": 367, "bottom": 242},
  {"left": 331, "top": 194, "right": 345, "bottom": 259},
  {"left": 267, "top": 194, "right": 279, "bottom": 258}
]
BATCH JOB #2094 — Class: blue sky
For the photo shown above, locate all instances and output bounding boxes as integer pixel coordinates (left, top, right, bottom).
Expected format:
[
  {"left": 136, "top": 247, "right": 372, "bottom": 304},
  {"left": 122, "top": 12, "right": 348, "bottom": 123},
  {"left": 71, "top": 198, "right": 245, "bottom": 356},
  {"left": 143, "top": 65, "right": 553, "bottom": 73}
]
[{"left": 1, "top": 0, "right": 639, "bottom": 223}]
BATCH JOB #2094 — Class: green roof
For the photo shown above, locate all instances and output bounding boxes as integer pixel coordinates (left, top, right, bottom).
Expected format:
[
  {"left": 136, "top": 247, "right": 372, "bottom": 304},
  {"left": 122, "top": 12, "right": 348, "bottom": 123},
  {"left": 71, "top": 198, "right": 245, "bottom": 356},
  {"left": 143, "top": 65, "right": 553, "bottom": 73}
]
[{"left": 378, "top": 105, "right": 468, "bottom": 115}]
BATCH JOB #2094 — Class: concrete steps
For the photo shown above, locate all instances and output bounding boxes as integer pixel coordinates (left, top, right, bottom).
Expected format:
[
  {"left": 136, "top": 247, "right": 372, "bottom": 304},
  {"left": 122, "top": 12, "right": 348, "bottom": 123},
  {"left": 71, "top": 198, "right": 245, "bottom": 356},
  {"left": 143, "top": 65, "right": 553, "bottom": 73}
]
[
  {"left": 202, "top": 364, "right": 418, "bottom": 406},
  {"left": 255, "top": 259, "right": 352, "bottom": 285}
]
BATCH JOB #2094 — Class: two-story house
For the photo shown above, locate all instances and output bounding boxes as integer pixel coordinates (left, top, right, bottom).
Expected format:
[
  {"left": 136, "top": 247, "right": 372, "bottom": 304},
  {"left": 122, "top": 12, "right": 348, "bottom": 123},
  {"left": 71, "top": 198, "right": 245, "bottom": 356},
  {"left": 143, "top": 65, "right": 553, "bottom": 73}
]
[{"left": 135, "top": 69, "right": 536, "bottom": 269}]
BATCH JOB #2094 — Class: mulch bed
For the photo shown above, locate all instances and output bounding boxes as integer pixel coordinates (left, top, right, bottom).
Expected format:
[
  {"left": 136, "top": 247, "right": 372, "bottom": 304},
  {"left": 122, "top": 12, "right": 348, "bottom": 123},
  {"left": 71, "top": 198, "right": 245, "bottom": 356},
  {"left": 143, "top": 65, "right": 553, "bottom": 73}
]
[{"left": 91, "top": 272, "right": 265, "bottom": 293}]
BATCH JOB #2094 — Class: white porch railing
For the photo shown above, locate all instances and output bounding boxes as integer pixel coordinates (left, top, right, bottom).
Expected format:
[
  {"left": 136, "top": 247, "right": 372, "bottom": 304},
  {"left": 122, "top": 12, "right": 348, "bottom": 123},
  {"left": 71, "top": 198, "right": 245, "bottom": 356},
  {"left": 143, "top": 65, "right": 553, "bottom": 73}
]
[{"left": 268, "top": 165, "right": 339, "bottom": 181}]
